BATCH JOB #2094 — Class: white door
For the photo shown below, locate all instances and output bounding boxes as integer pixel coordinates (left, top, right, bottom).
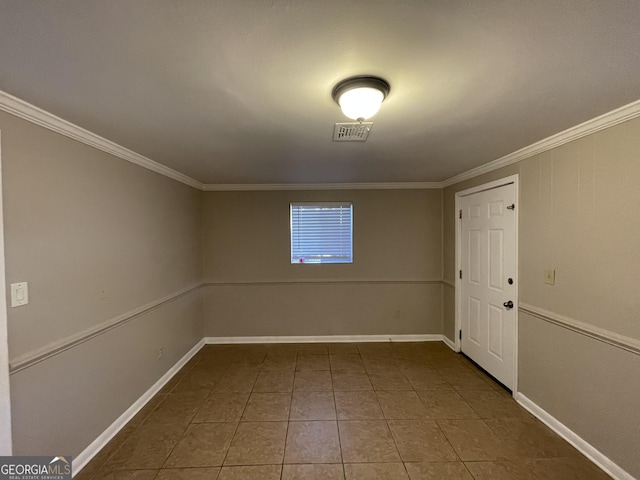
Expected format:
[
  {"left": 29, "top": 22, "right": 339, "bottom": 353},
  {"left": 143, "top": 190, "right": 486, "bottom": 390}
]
[{"left": 460, "top": 182, "right": 517, "bottom": 390}]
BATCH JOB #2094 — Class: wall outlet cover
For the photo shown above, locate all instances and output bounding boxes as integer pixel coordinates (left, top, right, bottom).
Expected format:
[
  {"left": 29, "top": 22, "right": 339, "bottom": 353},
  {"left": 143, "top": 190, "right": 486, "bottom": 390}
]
[{"left": 544, "top": 269, "right": 556, "bottom": 285}]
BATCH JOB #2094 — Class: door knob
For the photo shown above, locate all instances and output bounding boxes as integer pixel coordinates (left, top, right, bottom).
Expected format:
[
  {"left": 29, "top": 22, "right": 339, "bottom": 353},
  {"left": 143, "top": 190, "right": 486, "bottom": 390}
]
[{"left": 503, "top": 300, "right": 514, "bottom": 309}]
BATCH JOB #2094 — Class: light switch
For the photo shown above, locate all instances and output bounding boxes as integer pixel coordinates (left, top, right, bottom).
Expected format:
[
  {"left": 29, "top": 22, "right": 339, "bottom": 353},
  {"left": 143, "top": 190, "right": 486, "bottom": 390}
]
[
  {"left": 544, "top": 269, "right": 555, "bottom": 285},
  {"left": 11, "top": 282, "right": 29, "bottom": 307}
]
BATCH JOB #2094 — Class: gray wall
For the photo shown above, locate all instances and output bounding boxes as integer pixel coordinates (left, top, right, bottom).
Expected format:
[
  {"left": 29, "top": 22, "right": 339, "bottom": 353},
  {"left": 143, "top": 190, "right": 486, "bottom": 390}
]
[
  {"left": 443, "top": 116, "right": 640, "bottom": 478},
  {"left": 3, "top": 101, "right": 639, "bottom": 478},
  {"left": 202, "top": 189, "right": 443, "bottom": 337},
  {"left": 1, "top": 111, "right": 203, "bottom": 458}
]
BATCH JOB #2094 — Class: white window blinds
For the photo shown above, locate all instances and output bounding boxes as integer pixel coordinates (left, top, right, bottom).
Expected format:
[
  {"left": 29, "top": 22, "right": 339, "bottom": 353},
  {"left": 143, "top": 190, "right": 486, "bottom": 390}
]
[{"left": 290, "top": 202, "right": 353, "bottom": 264}]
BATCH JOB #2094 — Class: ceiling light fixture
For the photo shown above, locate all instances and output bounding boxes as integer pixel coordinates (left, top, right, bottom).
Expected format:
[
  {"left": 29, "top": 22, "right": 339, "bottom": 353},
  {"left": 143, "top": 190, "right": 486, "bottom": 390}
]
[{"left": 332, "top": 76, "right": 390, "bottom": 123}]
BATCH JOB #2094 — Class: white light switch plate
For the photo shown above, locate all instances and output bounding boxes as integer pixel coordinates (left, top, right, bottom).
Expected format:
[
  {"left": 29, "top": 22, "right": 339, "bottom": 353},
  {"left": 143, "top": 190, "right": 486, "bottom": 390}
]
[{"left": 11, "top": 282, "right": 29, "bottom": 307}]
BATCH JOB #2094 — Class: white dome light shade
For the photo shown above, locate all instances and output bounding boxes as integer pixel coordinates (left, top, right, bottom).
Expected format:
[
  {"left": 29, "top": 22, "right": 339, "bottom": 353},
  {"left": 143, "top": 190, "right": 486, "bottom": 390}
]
[
  {"left": 332, "top": 76, "right": 390, "bottom": 122},
  {"left": 338, "top": 87, "right": 384, "bottom": 121}
]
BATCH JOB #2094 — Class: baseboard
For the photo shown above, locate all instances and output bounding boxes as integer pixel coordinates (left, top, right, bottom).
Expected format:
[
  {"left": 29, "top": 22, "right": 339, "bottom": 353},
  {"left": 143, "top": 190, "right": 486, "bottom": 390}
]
[
  {"left": 204, "top": 334, "right": 444, "bottom": 344},
  {"left": 441, "top": 335, "right": 456, "bottom": 351},
  {"left": 515, "top": 393, "right": 634, "bottom": 480},
  {"left": 72, "top": 338, "right": 205, "bottom": 476}
]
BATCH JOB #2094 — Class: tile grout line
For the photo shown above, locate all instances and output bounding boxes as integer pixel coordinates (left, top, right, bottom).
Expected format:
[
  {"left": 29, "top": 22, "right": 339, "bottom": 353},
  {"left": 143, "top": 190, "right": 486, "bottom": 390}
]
[
  {"left": 96, "top": 354, "right": 206, "bottom": 477},
  {"left": 429, "top": 352, "right": 483, "bottom": 469},
  {"left": 112, "top": 355, "right": 207, "bottom": 475},
  {"left": 279, "top": 351, "right": 299, "bottom": 480},
  {"left": 329, "top": 365, "right": 347, "bottom": 479},
  {"left": 213, "top": 352, "right": 260, "bottom": 478},
  {"left": 163, "top": 351, "right": 236, "bottom": 477},
  {"left": 385, "top": 354, "right": 421, "bottom": 479},
  {"left": 156, "top": 352, "right": 214, "bottom": 474}
]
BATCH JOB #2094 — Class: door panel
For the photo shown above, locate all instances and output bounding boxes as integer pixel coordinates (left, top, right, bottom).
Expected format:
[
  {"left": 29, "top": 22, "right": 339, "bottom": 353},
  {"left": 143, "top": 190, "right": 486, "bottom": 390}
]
[
  {"left": 468, "top": 297, "right": 481, "bottom": 344},
  {"left": 460, "top": 182, "right": 516, "bottom": 390},
  {"left": 469, "top": 229, "right": 481, "bottom": 284},
  {"left": 489, "top": 229, "right": 503, "bottom": 289},
  {"left": 488, "top": 305, "right": 504, "bottom": 358}
]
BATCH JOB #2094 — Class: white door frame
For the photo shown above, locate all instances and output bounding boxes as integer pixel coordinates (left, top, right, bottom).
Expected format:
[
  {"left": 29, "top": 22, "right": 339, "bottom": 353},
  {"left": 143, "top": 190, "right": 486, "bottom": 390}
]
[
  {"left": 455, "top": 174, "right": 519, "bottom": 395},
  {"left": 0, "top": 130, "right": 12, "bottom": 454}
]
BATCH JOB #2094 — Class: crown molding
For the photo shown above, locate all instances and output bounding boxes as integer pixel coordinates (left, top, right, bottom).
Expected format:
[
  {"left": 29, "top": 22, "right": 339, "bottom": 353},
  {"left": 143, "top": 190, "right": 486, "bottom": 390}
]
[
  {"left": 202, "top": 182, "right": 441, "bottom": 191},
  {"left": 0, "top": 90, "right": 203, "bottom": 190},
  {"left": 3, "top": 88, "right": 639, "bottom": 193},
  {"left": 0, "top": 92, "right": 438, "bottom": 192},
  {"left": 441, "top": 97, "right": 640, "bottom": 187}
]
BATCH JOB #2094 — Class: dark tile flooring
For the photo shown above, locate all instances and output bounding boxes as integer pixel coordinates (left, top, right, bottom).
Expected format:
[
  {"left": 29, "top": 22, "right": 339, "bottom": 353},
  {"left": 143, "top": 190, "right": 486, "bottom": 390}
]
[{"left": 75, "top": 342, "right": 611, "bottom": 479}]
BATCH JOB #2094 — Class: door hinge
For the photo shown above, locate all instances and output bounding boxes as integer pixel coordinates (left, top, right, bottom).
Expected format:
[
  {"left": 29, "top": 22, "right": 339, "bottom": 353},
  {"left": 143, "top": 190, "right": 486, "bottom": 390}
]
[
  {"left": 459, "top": 270, "right": 462, "bottom": 279},
  {"left": 507, "top": 203, "right": 515, "bottom": 210},
  {"left": 459, "top": 209, "right": 462, "bottom": 219},
  {"left": 459, "top": 330, "right": 462, "bottom": 340}
]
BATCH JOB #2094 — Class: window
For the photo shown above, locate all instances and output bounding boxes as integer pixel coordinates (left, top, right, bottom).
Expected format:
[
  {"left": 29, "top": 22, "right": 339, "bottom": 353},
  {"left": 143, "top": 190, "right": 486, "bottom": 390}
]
[{"left": 290, "top": 202, "right": 353, "bottom": 264}]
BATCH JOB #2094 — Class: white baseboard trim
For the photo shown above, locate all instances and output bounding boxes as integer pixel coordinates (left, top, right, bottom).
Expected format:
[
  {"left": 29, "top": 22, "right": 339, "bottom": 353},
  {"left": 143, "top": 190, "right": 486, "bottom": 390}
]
[
  {"left": 72, "top": 339, "right": 205, "bottom": 476},
  {"left": 515, "top": 393, "right": 634, "bottom": 480},
  {"left": 204, "top": 334, "right": 444, "bottom": 344},
  {"left": 441, "top": 335, "right": 456, "bottom": 351}
]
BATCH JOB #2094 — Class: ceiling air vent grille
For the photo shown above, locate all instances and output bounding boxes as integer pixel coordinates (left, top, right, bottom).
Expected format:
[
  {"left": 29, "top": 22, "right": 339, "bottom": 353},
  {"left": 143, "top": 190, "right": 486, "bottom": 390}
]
[{"left": 333, "top": 122, "right": 373, "bottom": 142}]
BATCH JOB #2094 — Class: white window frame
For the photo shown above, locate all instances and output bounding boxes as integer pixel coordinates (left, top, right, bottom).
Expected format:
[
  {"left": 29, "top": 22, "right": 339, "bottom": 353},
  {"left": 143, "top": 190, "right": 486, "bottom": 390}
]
[{"left": 290, "top": 202, "right": 353, "bottom": 264}]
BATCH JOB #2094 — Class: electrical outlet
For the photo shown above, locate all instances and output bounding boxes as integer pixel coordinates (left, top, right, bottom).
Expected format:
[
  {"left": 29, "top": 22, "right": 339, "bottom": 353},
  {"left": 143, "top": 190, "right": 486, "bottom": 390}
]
[
  {"left": 157, "top": 347, "right": 163, "bottom": 360},
  {"left": 393, "top": 309, "right": 401, "bottom": 320},
  {"left": 544, "top": 269, "right": 555, "bottom": 285}
]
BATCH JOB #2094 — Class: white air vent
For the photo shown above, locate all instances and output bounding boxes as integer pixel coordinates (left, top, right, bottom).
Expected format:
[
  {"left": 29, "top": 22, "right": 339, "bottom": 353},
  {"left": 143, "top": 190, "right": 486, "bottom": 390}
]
[{"left": 333, "top": 122, "right": 373, "bottom": 142}]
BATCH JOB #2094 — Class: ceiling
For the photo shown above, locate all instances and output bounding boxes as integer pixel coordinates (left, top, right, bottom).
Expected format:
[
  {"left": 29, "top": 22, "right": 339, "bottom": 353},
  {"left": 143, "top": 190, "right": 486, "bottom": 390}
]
[{"left": 1, "top": 1, "right": 640, "bottom": 186}]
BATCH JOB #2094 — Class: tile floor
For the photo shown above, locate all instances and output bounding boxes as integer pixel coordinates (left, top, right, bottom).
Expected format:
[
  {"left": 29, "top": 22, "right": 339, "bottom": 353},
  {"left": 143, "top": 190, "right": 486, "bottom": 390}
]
[{"left": 77, "top": 342, "right": 611, "bottom": 479}]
